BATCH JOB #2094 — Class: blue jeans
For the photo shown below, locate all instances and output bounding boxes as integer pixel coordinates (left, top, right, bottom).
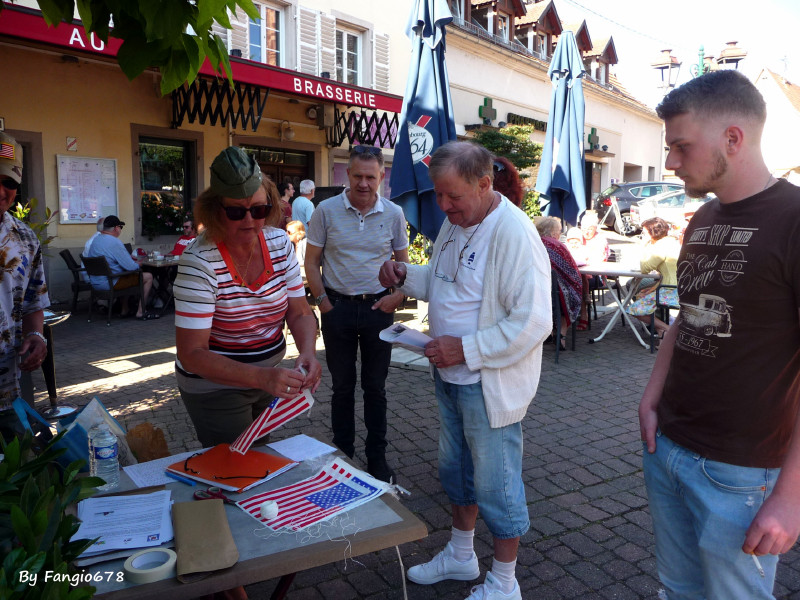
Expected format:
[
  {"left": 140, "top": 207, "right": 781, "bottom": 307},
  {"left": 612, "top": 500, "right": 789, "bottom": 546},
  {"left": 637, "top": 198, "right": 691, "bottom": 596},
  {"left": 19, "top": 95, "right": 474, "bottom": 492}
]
[
  {"left": 643, "top": 431, "right": 780, "bottom": 599},
  {"left": 320, "top": 297, "right": 393, "bottom": 461},
  {"left": 435, "top": 371, "right": 529, "bottom": 539}
]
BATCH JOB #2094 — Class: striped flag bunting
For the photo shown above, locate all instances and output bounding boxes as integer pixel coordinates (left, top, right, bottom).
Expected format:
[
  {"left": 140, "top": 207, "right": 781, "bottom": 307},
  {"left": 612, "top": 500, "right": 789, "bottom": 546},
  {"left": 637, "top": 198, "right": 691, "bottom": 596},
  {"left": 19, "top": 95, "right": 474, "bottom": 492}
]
[
  {"left": 236, "top": 459, "right": 389, "bottom": 531},
  {"left": 230, "top": 390, "right": 314, "bottom": 455}
]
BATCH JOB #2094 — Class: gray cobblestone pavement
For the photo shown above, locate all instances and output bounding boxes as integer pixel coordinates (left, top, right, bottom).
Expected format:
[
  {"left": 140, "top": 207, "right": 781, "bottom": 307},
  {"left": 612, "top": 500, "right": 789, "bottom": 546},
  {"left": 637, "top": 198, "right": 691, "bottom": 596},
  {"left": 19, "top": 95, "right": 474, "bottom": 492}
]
[{"left": 33, "top": 293, "right": 800, "bottom": 599}]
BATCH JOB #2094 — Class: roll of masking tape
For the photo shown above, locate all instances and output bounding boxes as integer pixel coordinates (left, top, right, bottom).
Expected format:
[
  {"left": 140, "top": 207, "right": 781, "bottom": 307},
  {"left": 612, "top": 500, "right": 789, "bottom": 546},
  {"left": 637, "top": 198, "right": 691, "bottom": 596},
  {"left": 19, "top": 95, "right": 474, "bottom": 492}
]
[
  {"left": 260, "top": 500, "right": 279, "bottom": 520},
  {"left": 123, "top": 548, "right": 177, "bottom": 584}
]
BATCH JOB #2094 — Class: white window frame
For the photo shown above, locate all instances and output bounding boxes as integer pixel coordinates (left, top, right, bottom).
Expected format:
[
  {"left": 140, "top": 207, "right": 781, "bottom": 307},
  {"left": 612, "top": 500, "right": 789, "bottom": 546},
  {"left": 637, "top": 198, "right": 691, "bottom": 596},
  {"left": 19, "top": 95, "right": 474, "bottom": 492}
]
[
  {"left": 249, "top": 2, "right": 284, "bottom": 66},
  {"left": 335, "top": 26, "right": 361, "bottom": 86},
  {"left": 497, "top": 14, "right": 509, "bottom": 40}
]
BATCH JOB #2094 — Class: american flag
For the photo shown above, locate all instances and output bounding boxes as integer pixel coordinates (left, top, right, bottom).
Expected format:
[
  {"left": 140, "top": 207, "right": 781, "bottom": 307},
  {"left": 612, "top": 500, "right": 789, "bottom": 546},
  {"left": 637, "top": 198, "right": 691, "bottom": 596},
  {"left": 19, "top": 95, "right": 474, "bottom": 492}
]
[
  {"left": 0, "top": 142, "right": 16, "bottom": 160},
  {"left": 230, "top": 391, "right": 314, "bottom": 454},
  {"left": 236, "top": 459, "right": 385, "bottom": 531}
]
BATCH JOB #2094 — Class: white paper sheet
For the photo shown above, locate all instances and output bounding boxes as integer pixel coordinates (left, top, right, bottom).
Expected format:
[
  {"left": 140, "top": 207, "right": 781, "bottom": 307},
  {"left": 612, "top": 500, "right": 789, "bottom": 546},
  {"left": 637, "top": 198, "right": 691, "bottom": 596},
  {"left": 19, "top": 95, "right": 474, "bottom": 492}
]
[
  {"left": 379, "top": 323, "right": 432, "bottom": 355},
  {"left": 122, "top": 450, "right": 198, "bottom": 487},
  {"left": 73, "top": 490, "right": 173, "bottom": 557},
  {"left": 266, "top": 434, "right": 336, "bottom": 462}
]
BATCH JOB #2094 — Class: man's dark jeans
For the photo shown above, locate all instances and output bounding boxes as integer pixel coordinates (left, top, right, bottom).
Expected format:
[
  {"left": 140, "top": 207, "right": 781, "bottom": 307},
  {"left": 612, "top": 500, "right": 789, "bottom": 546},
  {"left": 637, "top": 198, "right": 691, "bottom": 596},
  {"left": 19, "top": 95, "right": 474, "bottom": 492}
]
[{"left": 320, "top": 298, "right": 393, "bottom": 462}]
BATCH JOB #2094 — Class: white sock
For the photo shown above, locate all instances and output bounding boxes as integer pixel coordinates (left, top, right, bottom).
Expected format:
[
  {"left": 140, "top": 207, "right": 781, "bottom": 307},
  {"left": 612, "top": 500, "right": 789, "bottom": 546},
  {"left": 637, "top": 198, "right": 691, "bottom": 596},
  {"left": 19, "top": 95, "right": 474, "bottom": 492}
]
[
  {"left": 449, "top": 527, "right": 475, "bottom": 562},
  {"left": 490, "top": 557, "right": 517, "bottom": 594}
]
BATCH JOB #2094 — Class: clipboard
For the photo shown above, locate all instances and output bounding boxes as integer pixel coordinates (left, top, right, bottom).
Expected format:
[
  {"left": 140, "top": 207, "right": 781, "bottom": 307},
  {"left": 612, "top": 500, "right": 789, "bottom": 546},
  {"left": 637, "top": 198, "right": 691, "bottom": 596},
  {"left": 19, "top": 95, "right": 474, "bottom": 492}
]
[{"left": 165, "top": 444, "right": 297, "bottom": 493}]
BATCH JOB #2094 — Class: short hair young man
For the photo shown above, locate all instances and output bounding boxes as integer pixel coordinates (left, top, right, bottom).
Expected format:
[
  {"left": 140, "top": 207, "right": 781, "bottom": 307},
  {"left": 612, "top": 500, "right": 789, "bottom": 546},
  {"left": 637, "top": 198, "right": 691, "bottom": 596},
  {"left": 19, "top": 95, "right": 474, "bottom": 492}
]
[{"left": 640, "top": 70, "right": 800, "bottom": 598}]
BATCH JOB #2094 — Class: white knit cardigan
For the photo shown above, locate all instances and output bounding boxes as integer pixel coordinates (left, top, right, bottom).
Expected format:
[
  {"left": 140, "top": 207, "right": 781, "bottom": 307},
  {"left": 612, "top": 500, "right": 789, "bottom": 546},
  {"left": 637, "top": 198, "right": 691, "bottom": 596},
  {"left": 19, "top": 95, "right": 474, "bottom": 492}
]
[{"left": 401, "top": 197, "right": 552, "bottom": 427}]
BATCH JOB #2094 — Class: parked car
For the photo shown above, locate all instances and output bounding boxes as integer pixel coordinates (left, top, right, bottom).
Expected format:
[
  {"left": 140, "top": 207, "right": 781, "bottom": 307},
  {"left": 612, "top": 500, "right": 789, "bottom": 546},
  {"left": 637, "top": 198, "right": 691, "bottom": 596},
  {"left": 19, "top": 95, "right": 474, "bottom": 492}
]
[
  {"left": 593, "top": 181, "right": 684, "bottom": 235},
  {"left": 630, "top": 189, "right": 714, "bottom": 230}
]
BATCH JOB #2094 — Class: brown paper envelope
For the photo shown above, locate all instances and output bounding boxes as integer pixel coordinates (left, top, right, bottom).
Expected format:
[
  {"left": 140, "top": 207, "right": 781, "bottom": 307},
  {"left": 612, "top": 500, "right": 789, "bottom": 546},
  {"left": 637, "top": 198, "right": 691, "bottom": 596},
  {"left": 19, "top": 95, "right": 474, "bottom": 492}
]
[{"left": 172, "top": 499, "right": 239, "bottom": 583}]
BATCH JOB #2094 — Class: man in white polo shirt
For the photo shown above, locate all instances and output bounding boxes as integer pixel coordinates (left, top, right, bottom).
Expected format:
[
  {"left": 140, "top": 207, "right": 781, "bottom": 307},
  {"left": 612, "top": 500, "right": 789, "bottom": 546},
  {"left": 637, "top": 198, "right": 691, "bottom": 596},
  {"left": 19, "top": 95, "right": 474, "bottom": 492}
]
[{"left": 305, "top": 146, "right": 408, "bottom": 482}]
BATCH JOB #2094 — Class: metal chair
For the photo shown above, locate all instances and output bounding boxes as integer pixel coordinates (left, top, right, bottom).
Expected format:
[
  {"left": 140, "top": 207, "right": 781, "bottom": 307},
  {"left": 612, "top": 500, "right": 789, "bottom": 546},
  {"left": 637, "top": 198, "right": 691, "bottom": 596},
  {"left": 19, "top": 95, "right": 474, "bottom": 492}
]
[
  {"left": 58, "top": 249, "right": 92, "bottom": 312},
  {"left": 81, "top": 255, "right": 143, "bottom": 326},
  {"left": 649, "top": 284, "right": 679, "bottom": 353}
]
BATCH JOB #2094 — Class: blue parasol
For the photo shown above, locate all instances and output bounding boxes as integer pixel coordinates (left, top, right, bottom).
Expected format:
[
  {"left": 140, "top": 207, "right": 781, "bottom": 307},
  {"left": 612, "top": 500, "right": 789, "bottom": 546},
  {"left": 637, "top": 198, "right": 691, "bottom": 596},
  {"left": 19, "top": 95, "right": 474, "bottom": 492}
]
[
  {"left": 390, "top": 0, "right": 458, "bottom": 241},
  {"left": 535, "top": 31, "right": 587, "bottom": 227}
]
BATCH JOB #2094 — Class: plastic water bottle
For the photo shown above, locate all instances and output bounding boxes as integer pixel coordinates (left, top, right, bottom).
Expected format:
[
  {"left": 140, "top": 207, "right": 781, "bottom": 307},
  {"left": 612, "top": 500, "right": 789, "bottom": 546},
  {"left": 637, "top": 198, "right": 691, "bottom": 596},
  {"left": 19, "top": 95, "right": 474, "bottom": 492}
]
[{"left": 88, "top": 423, "right": 120, "bottom": 491}]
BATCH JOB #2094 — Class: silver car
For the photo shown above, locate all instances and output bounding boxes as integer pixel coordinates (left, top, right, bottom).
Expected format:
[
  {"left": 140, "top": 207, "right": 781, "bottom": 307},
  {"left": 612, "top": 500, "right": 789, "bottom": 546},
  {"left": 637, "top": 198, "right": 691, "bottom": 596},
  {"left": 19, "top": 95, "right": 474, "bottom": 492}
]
[{"left": 630, "top": 189, "right": 714, "bottom": 230}]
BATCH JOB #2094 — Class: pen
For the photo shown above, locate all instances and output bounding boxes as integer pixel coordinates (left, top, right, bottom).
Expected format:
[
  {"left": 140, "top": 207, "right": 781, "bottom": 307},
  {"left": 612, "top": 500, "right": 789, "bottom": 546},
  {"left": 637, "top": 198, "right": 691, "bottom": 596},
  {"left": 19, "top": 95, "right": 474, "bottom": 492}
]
[
  {"left": 165, "top": 471, "right": 197, "bottom": 486},
  {"left": 751, "top": 553, "right": 765, "bottom": 578}
]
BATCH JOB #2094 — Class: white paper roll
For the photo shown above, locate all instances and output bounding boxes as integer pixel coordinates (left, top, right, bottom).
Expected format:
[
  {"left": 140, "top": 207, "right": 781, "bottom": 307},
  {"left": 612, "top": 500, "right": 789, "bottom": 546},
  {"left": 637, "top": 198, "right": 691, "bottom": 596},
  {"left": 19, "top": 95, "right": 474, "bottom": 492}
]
[
  {"left": 123, "top": 548, "right": 177, "bottom": 584},
  {"left": 259, "top": 500, "right": 279, "bottom": 520}
]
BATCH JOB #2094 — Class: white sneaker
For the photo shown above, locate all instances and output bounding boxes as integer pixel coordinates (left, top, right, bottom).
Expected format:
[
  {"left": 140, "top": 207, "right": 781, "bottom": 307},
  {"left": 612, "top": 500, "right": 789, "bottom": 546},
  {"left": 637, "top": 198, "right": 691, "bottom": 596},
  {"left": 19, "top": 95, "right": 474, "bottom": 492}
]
[
  {"left": 407, "top": 542, "right": 480, "bottom": 585},
  {"left": 465, "top": 572, "right": 521, "bottom": 600}
]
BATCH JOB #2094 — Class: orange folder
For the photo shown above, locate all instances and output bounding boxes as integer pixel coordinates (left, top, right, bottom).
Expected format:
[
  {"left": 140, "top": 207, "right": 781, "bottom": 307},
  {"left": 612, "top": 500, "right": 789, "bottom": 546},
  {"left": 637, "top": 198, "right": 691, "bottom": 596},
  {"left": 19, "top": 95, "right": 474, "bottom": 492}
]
[{"left": 166, "top": 444, "right": 297, "bottom": 493}]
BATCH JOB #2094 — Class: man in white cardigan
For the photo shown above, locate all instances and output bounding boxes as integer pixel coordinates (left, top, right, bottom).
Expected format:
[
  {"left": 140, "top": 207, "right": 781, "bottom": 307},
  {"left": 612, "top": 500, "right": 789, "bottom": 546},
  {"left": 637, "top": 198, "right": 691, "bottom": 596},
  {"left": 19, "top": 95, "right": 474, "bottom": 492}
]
[{"left": 379, "top": 142, "right": 551, "bottom": 600}]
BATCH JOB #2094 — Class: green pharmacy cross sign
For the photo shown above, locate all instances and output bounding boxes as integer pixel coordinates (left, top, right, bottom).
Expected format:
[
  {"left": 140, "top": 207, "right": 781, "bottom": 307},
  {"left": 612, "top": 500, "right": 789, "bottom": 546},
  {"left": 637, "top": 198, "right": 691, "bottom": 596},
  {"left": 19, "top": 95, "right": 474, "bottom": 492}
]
[{"left": 479, "top": 97, "right": 497, "bottom": 123}]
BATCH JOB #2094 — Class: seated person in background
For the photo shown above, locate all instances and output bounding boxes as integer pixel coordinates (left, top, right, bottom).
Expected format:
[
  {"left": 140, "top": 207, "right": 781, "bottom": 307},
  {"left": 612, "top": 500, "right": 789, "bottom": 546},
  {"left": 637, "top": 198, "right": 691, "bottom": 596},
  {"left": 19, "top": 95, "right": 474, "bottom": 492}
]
[
  {"left": 581, "top": 211, "right": 609, "bottom": 262},
  {"left": 491, "top": 156, "right": 524, "bottom": 207},
  {"left": 86, "top": 216, "right": 155, "bottom": 320},
  {"left": 577, "top": 211, "right": 609, "bottom": 329},
  {"left": 286, "top": 220, "right": 307, "bottom": 270},
  {"left": 565, "top": 227, "right": 588, "bottom": 265},
  {"left": 625, "top": 216, "right": 680, "bottom": 338},
  {"left": 169, "top": 219, "right": 197, "bottom": 256},
  {"left": 535, "top": 216, "right": 582, "bottom": 350}
]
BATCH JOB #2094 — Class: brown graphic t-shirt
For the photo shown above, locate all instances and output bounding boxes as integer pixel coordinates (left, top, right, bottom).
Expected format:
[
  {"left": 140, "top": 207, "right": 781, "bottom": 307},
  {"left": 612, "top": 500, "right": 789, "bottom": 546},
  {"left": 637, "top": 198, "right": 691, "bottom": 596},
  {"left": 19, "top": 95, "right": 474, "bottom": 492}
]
[{"left": 659, "top": 180, "right": 800, "bottom": 468}]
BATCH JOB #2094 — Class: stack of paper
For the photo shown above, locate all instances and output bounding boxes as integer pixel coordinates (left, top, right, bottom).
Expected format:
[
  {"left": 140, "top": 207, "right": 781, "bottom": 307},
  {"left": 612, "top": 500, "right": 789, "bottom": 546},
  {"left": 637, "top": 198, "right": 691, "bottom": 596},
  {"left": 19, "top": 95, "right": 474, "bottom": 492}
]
[{"left": 72, "top": 490, "right": 172, "bottom": 563}]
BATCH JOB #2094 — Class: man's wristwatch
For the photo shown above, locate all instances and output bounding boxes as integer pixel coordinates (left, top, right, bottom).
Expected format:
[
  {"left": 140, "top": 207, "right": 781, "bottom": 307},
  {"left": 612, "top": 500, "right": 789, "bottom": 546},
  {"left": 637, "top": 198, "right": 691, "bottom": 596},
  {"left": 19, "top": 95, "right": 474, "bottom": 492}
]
[
  {"left": 25, "top": 331, "right": 46, "bottom": 344},
  {"left": 315, "top": 293, "right": 328, "bottom": 306}
]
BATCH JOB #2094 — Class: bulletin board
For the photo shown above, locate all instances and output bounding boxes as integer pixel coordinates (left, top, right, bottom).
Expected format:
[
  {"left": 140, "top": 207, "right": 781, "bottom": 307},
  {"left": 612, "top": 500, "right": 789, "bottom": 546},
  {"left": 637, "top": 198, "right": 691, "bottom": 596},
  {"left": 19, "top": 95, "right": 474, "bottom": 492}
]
[{"left": 56, "top": 155, "right": 119, "bottom": 224}]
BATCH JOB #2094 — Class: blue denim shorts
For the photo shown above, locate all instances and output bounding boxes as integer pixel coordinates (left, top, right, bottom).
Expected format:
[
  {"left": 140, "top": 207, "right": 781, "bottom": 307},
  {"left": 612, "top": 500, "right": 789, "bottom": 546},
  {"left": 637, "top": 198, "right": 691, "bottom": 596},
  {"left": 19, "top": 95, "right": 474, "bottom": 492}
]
[
  {"left": 643, "top": 430, "right": 780, "bottom": 599},
  {"left": 435, "top": 371, "right": 529, "bottom": 539}
]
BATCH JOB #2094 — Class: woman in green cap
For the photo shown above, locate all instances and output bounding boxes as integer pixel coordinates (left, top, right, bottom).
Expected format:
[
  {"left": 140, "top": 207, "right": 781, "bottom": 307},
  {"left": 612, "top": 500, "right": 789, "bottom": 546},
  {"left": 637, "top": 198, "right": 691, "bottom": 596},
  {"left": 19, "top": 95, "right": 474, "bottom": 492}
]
[{"left": 173, "top": 146, "right": 321, "bottom": 446}]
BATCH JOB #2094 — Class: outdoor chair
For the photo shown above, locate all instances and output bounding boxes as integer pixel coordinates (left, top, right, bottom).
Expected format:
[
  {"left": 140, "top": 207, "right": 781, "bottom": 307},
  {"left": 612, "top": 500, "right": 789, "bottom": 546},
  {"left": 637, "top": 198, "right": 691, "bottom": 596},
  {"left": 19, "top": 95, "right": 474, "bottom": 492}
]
[
  {"left": 81, "top": 255, "right": 143, "bottom": 326},
  {"left": 551, "top": 270, "right": 576, "bottom": 364},
  {"left": 59, "top": 249, "right": 92, "bottom": 313},
  {"left": 649, "top": 284, "right": 679, "bottom": 353}
]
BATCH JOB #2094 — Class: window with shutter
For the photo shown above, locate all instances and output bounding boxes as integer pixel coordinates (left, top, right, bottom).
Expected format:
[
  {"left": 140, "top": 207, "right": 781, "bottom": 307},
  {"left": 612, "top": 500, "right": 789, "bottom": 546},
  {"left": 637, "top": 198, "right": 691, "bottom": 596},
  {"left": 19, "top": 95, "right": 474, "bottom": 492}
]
[
  {"left": 319, "top": 13, "right": 337, "bottom": 79},
  {"left": 372, "top": 32, "right": 390, "bottom": 92},
  {"left": 248, "top": 3, "right": 282, "bottom": 66},
  {"left": 335, "top": 28, "right": 361, "bottom": 85},
  {"left": 296, "top": 6, "right": 320, "bottom": 75}
]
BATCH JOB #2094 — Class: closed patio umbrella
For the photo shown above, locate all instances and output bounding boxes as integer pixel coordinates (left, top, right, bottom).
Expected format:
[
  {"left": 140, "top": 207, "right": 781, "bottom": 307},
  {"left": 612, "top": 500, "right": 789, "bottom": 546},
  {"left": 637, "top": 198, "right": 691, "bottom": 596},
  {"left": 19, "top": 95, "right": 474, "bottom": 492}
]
[
  {"left": 390, "top": 0, "right": 458, "bottom": 241},
  {"left": 535, "top": 31, "right": 587, "bottom": 227}
]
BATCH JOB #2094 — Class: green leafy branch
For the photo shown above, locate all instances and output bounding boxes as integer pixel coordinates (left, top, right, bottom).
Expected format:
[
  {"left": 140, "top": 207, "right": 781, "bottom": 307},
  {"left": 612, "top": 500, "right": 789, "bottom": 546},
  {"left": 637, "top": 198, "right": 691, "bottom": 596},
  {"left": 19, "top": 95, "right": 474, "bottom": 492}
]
[
  {"left": 1, "top": 432, "right": 104, "bottom": 600},
  {"left": 11, "top": 197, "right": 57, "bottom": 247}
]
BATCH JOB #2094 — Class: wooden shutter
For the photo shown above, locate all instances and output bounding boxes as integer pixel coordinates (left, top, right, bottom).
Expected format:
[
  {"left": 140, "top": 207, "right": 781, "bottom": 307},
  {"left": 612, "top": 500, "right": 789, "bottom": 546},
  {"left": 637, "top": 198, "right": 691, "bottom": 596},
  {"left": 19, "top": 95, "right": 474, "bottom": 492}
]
[
  {"left": 372, "top": 31, "right": 390, "bottom": 92},
  {"left": 297, "top": 6, "right": 320, "bottom": 75},
  {"left": 319, "top": 13, "right": 337, "bottom": 79}
]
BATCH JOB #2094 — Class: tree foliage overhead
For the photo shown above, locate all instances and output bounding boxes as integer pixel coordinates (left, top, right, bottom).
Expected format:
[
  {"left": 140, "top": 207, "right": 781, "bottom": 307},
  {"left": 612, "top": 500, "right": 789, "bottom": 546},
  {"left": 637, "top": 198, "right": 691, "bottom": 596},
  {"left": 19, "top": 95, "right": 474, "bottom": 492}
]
[
  {"left": 472, "top": 125, "right": 543, "bottom": 173},
  {"left": 2, "top": 0, "right": 259, "bottom": 95}
]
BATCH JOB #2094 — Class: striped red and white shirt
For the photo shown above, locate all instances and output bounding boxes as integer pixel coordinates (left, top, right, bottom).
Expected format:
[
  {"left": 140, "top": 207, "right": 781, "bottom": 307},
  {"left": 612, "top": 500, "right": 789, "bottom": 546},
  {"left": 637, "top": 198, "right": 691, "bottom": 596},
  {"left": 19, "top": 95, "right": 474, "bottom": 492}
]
[{"left": 173, "top": 227, "right": 305, "bottom": 393}]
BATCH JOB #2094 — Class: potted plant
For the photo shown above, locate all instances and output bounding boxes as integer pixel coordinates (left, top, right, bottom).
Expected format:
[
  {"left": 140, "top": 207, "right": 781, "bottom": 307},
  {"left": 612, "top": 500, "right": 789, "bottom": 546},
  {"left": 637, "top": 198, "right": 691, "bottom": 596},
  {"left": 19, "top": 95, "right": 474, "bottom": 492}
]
[{"left": 0, "top": 431, "right": 102, "bottom": 599}]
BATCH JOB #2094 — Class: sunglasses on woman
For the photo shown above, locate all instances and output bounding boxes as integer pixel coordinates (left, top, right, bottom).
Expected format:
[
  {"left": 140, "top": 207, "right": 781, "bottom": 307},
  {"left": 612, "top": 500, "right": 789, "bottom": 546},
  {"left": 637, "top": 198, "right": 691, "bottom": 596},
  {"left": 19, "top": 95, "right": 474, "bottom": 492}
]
[{"left": 222, "top": 204, "right": 271, "bottom": 221}]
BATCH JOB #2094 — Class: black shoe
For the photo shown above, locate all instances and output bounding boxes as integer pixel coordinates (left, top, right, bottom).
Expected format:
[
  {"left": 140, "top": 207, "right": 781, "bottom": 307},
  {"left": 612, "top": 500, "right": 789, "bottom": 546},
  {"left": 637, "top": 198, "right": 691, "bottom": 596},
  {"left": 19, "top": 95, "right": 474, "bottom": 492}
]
[{"left": 367, "top": 458, "right": 395, "bottom": 483}]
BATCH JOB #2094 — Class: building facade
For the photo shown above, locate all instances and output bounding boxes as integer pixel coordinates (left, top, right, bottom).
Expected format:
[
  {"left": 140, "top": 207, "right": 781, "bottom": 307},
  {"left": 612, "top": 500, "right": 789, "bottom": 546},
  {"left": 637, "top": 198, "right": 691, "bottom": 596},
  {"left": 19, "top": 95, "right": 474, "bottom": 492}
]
[{"left": 1, "top": 0, "right": 664, "bottom": 303}]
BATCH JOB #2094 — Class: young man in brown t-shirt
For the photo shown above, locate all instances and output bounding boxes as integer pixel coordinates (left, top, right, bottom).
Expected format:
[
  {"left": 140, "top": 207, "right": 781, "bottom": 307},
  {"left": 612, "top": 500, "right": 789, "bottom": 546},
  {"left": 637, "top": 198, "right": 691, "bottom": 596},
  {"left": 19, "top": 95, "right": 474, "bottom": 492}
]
[{"left": 639, "top": 70, "right": 800, "bottom": 599}]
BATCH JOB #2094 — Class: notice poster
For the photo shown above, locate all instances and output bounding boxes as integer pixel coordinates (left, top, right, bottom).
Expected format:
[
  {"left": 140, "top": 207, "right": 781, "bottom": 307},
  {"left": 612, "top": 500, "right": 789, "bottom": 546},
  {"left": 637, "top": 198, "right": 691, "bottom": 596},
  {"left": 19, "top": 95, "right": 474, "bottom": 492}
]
[{"left": 57, "top": 155, "right": 118, "bottom": 224}]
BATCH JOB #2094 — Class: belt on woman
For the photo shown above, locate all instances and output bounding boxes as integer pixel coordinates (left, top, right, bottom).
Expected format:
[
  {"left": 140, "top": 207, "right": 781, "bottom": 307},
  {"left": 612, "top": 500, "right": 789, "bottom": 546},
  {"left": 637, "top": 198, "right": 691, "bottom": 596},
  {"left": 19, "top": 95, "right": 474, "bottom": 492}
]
[{"left": 325, "top": 288, "right": 392, "bottom": 303}]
